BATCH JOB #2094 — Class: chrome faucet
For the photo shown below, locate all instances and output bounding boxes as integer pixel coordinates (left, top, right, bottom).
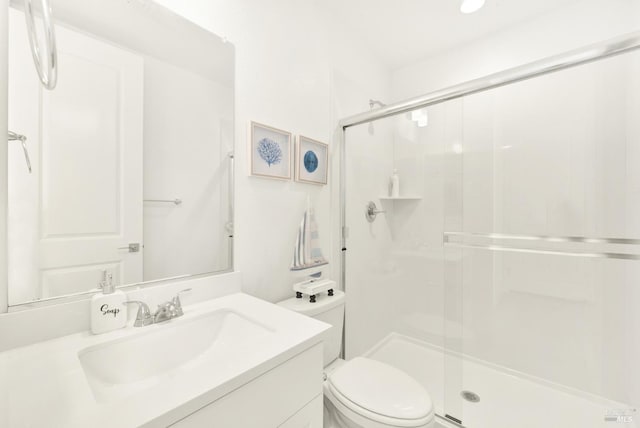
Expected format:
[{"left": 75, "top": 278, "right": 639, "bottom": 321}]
[
  {"left": 123, "top": 300, "right": 153, "bottom": 327},
  {"left": 123, "top": 288, "right": 192, "bottom": 327}
]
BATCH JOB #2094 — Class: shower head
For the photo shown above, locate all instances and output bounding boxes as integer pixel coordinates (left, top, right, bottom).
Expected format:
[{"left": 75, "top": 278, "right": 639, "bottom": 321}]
[
  {"left": 368, "top": 99, "right": 386, "bottom": 135},
  {"left": 369, "top": 99, "right": 386, "bottom": 109}
]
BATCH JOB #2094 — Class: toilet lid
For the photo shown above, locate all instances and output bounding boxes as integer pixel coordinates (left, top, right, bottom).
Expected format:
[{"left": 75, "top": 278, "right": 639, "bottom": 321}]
[{"left": 328, "top": 357, "right": 433, "bottom": 421}]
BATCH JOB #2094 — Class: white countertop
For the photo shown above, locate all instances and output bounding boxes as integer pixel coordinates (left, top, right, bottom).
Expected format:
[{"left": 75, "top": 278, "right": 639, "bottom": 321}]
[{"left": 0, "top": 293, "right": 329, "bottom": 428}]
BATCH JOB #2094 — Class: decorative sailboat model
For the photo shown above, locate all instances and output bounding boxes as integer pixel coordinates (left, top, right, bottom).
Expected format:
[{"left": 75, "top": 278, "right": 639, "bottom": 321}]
[{"left": 290, "top": 198, "right": 335, "bottom": 302}]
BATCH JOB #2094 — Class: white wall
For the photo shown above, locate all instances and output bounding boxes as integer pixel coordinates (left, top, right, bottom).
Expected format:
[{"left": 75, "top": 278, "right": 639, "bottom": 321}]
[
  {"left": 0, "top": 0, "right": 8, "bottom": 313},
  {"left": 143, "top": 56, "right": 233, "bottom": 281},
  {"left": 391, "top": 0, "right": 640, "bottom": 101},
  {"left": 154, "top": 0, "right": 390, "bottom": 303},
  {"left": 0, "top": 0, "right": 389, "bottom": 348}
]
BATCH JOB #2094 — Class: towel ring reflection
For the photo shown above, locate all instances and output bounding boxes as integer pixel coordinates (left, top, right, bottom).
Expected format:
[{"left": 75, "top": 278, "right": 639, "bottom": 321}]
[{"left": 23, "top": 0, "right": 58, "bottom": 90}]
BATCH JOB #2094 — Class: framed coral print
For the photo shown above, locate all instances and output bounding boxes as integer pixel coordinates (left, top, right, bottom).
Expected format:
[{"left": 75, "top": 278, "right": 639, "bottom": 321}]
[
  {"left": 250, "top": 121, "right": 292, "bottom": 180},
  {"left": 295, "top": 135, "right": 328, "bottom": 185}
]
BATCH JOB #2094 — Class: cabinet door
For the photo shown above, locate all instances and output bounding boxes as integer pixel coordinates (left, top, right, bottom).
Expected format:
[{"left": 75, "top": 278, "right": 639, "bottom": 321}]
[
  {"left": 278, "top": 395, "right": 323, "bottom": 428},
  {"left": 168, "top": 344, "right": 323, "bottom": 428}
]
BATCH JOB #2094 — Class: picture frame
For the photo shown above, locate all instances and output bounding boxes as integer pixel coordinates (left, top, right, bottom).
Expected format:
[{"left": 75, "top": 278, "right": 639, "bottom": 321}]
[
  {"left": 295, "top": 135, "right": 328, "bottom": 185},
  {"left": 250, "top": 121, "right": 292, "bottom": 180}
]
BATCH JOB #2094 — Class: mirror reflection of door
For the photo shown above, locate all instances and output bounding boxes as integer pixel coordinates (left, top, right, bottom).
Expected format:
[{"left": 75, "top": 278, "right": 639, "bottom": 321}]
[
  {"left": 6, "top": 0, "right": 234, "bottom": 307},
  {"left": 8, "top": 9, "right": 144, "bottom": 303}
]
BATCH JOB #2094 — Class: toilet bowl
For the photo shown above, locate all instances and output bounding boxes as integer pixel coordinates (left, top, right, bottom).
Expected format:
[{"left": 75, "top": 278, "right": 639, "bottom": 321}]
[
  {"left": 323, "top": 357, "right": 435, "bottom": 428},
  {"left": 278, "top": 289, "right": 436, "bottom": 428}
]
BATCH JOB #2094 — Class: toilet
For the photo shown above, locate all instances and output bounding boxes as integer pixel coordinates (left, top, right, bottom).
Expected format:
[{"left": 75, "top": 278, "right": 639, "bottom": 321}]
[{"left": 278, "top": 290, "right": 436, "bottom": 428}]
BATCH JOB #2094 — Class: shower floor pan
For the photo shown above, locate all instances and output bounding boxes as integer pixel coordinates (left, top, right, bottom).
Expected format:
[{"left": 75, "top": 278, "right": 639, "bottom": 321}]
[{"left": 364, "top": 333, "right": 636, "bottom": 428}]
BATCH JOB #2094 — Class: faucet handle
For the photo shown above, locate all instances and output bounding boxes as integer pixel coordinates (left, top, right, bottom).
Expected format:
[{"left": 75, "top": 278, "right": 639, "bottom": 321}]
[
  {"left": 123, "top": 300, "right": 153, "bottom": 327},
  {"left": 172, "top": 288, "right": 192, "bottom": 317}
]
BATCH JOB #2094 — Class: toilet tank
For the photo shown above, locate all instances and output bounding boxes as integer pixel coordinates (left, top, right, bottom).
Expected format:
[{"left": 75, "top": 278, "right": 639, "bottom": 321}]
[{"left": 277, "top": 289, "right": 344, "bottom": 366}]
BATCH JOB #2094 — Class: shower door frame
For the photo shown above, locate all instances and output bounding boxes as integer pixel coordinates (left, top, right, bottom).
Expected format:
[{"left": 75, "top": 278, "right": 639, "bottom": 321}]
[
  {"left": 337, "top": 30, "right": 640, "bottom": 427},
  {"left": 337, "top": 29, "right": 640, "bottom": 302}
]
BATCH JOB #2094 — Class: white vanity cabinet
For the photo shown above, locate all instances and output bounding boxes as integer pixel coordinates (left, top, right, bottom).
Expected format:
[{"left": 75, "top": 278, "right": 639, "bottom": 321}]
[
  {"left": 168, "top": 344, "right": 324, "bottom": 428},
  {"left": 0, "top": 293, "right": 330, "bottom": 428}
]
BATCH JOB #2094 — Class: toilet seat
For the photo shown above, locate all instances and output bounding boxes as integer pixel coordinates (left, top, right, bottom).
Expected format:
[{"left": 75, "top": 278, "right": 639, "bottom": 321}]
[{"left": 326, "top": 357, "right": 434, "bottom": 427}]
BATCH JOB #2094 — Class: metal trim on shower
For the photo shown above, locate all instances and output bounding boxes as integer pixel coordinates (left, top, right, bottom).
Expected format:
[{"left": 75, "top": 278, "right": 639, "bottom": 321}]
[
  {"left": 143, "top": 198, "right": 182, "bottom": 205},
  {"left": 340, "top": 31, "right": 640, "bottom": 129},
  {"left": 443, "top": 232, "right": 640, "bottom": 261}
]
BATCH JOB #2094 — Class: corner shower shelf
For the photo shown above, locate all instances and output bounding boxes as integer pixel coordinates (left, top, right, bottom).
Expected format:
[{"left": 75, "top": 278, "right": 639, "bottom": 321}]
[{"left": 378, "top": 195, "right": 422, "bottom": 200}]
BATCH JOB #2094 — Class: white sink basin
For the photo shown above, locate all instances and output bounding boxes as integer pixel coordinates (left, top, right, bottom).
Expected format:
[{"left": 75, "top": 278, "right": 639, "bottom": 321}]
[{"left": 79, "top": 308, "right": 273, "bottom": 402}]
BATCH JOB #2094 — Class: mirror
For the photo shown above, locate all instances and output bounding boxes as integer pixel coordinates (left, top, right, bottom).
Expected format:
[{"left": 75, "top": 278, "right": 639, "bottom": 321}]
[{"left": 6, "top": 0, "right": 234, "bottom": 306}]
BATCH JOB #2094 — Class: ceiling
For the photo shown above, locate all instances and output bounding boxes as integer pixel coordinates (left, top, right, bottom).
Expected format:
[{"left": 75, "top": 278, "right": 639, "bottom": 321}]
[{"left": 317, "top": 0, "right": 580, "bottom": 69}]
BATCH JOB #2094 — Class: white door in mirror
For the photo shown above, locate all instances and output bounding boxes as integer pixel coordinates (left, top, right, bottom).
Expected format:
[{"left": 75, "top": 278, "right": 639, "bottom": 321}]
[{"left": 8, "top": 9, "right": 144, "bottom": 302}]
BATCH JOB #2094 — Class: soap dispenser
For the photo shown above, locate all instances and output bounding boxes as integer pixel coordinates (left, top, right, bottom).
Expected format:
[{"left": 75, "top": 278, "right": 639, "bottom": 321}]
[{"left": 91, "top": 270, "right": 127, "bottom": 334}]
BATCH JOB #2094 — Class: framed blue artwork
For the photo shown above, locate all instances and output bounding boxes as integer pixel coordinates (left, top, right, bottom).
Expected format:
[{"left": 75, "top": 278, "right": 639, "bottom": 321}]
[
  {"left": 250, "top": 121, "right": 292, "bottom": 180},
  {"left": 296, "top": 135, "right": 328, "bottom": 185}
]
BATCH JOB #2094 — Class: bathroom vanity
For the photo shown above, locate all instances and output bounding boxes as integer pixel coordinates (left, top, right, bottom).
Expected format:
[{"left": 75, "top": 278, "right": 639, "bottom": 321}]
[{"left": 0, "top": 293, "right": 329, "bottom": 427}]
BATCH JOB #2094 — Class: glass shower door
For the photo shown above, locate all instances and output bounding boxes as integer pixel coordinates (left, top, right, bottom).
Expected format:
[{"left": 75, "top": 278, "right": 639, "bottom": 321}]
[
  {"left": 443, "top": 48, "right": 640, "bottom": 428},
  {"left": 343, "top": 106, "right": 457, "bottom": 423}
]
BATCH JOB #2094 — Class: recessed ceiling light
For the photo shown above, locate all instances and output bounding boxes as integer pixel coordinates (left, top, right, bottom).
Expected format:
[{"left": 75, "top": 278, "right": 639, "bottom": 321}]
[{"left": 460, "top": 0, "right": 485, "bottom": 14}]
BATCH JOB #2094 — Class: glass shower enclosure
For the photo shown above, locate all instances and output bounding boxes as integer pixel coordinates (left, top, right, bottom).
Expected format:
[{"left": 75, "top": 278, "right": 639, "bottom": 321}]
[{"left": 340, "top": 34, "right": 640, "bottom": 428}]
